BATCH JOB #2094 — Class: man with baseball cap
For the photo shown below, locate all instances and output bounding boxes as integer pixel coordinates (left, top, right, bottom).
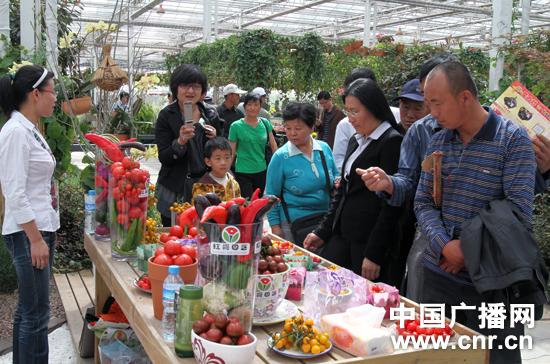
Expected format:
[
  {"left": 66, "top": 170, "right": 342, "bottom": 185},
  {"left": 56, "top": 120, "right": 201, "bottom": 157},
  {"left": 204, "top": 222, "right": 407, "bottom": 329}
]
[
  {"left": 217, "top": 83, "right": 246, "bottom": 137},
  {"left": 392, "top": 79, "right": 429, "bottom": 132},
  {"left": 238, "top": 86, "right": 271, "bottom": 121}
]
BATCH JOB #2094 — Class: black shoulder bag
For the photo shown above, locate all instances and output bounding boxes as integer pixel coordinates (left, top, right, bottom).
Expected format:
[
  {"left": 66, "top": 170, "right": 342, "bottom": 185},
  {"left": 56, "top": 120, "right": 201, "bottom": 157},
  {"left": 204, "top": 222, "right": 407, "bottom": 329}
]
[
  {"left": 281, "top": 150, "right": 332, "bottom": 247},
  {"left": 260, "top": 118, "right": 273, "bottom": 165}
]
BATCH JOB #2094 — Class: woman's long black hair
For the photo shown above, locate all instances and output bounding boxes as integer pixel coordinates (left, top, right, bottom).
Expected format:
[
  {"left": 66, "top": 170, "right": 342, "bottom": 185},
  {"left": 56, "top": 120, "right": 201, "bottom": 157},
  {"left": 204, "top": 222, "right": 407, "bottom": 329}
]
[
  {"left": 342, "top": 78, "right": 400, "bottom": 132},
  {"left": 0, "top": 65, "right": 55, "bottom": 118}
]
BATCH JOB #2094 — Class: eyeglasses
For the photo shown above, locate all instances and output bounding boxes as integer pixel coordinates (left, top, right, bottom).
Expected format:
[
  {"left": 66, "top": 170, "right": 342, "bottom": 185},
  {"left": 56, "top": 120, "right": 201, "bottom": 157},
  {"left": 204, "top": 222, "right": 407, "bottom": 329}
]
[
  {"left": 319, "top": 100, "right": 330, "bottom": 106},
  {"left": 179, "top": 84, "right": 202, "bottom": 91},
  {"left": 343, "top": 109, "right": 361, "bottom": 118},
  {"left": 40, "top": 89, "right": 58, "bottom": 97}
]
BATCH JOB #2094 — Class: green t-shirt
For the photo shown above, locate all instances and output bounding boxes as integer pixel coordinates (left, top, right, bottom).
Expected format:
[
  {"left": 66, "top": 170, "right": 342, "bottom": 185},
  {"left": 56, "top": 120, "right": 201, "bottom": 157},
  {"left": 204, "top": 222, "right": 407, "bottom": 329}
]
[{"left": 228, "top": 118, "right": 273, "bottom": 173}]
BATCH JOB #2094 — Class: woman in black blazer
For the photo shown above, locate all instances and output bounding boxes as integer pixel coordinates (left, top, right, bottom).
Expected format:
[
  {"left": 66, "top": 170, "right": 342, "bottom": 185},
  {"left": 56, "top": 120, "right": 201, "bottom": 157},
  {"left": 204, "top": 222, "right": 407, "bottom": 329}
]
[
  {"left": 304, "top": 79, "right": 403, "bottom": 282},
  {"left": 155, "top": 64, "right": 223, "bottom": 226}
]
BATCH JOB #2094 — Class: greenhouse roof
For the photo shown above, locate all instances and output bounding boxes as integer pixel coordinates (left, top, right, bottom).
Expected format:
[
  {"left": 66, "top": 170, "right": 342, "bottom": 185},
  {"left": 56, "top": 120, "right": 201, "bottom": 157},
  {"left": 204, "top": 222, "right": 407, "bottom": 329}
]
[{"left": 71, "top": 0, "right": 550, "bottom": 71}]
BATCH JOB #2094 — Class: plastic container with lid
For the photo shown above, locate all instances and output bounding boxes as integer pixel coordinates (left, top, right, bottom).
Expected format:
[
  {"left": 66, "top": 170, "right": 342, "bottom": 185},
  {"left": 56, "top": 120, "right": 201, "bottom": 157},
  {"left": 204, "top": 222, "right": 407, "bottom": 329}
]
[{"left": 174, "top": 285, "right": 203, "bottom": 357}]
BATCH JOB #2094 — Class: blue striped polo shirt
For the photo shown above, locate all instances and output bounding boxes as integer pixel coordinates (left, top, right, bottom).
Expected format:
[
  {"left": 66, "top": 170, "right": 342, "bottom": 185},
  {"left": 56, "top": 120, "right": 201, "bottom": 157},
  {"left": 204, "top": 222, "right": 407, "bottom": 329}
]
[{"left": 414, "top": 107, "right": 536, "bottom": 285}]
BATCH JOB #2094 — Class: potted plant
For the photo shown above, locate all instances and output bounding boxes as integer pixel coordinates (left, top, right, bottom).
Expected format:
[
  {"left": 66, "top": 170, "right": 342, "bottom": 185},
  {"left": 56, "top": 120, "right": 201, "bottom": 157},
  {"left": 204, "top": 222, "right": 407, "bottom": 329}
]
[
  {"left": 107, "top": 108, "right": 132, "bottom": 140},
  {"left": 59, "top": 71, "right": 96, "bottom": 116}
]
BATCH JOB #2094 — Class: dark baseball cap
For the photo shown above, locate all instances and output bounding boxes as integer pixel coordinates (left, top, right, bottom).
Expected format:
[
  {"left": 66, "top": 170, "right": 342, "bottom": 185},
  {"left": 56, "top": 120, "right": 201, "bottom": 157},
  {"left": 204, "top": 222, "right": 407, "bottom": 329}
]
[{"left": 392, "top": 79, "right": 423, "bottom": 102}]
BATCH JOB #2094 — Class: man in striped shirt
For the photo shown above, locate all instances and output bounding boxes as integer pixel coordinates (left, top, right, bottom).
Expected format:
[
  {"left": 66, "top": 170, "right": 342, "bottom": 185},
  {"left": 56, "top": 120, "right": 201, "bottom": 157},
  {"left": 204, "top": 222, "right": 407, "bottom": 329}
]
[{"left": 415, "top": 61, "right": 535, "bottom": 363}]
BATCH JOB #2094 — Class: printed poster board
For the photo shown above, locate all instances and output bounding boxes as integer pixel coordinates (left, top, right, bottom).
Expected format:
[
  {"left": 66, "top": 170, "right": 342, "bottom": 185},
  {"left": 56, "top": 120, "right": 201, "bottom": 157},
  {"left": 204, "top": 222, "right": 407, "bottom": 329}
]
[{"left": 491, "top": 80, "right": 550, "bottom": 139}]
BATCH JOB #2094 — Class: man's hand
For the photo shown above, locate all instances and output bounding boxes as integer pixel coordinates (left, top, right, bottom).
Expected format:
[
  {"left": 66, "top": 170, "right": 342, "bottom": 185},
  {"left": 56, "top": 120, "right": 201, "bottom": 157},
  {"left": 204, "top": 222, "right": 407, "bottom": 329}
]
[
  {"left": 440, "top": 239, "right": 465, "bottom": 274},
  {"left": 356, "top": 167, "right": 393, "bottom": 194},
  {"left": 362, "top": 257, "right": 380, "bottom": 281},
  {"left": 303, "top": 233, "right": 324, "bottom": 253},
  {"left": 178, "top": 125, "right": 195, "bottom": 145},
  {"left": 532, "top": 134, "right": 550, "bottom": 174},
  {"left": 333, "top": 177, "right": 341, "bottom": 189}
]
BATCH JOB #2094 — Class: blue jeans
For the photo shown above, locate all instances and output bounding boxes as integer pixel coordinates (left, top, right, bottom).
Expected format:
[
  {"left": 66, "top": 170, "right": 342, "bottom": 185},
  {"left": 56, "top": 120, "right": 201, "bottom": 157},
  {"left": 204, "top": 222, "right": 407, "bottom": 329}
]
[{"left": 3, "top": 230, "right": 56, "bottom": 364}]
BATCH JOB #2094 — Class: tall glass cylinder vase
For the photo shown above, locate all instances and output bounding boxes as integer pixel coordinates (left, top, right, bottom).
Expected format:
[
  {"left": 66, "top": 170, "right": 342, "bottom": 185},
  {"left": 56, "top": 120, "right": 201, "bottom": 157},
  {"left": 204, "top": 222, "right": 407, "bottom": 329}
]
[
  {"left": 94, "top": 146, "right": 111, "bottom": 241},
  {"left": 196, "top": 220, "right": 262, "bottom": 333},
  {"left": 109, "top": 171, "right": 148, "bottom": 261}
]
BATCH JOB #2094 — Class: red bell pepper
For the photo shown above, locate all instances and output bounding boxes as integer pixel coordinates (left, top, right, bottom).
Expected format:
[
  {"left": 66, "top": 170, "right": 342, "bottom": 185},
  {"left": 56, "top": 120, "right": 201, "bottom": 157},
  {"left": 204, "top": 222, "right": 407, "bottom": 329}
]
[
  {"left": 85, "top": 134, "right": 124, "bottom": 163},
  {"left": 95, "top": 174, "right": 109, "bottom": 188},
  {"left": 250, "top": 189, "right": 260, "bottom": 203},
  {"left": 200, "top": 206, "right": 228, "bottom": 225},
  {"left": 116, "top": 138, "right": 137, "bottom": 146},
  {"left": 238, "top": 198, "right": 269, "bottom": 262},
  {"left": 179, "top": 207, "right": 199, "bottom": 227},
  {"left": 229, "top": 197, "right": 246, "bottom": 206},
  {"left": 96, "top": 188, "right": 109, "bottom": 203}
]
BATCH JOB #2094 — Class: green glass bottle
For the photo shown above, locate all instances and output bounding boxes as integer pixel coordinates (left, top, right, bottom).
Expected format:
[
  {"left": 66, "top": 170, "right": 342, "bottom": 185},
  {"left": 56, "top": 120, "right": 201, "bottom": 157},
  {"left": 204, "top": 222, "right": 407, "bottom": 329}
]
[{"left": 174, "top": 285, "right": 203, "bottom": 357}]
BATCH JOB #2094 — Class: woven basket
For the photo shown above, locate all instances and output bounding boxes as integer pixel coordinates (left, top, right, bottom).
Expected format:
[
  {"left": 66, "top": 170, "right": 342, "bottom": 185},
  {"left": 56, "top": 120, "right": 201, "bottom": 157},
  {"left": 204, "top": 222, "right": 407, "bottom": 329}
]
[{"left": 92, "top": 44, "right": 128, "bottom": 92}]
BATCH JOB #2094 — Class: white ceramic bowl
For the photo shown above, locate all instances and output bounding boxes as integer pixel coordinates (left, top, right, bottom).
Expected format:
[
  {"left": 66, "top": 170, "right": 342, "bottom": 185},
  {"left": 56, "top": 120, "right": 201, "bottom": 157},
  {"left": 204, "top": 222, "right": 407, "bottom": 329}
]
[
  {"left": 253, "top": 269, "right": 291, "bottom": 318},
  {"left": 191, "top": 331, "right": 257, "bottom": 364}
]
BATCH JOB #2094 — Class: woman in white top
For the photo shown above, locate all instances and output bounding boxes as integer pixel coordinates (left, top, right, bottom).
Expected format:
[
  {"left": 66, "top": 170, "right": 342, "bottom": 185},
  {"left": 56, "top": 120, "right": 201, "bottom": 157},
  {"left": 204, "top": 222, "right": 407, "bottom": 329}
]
[{"left": 0, "top": 65, "right": 59, "bottom": 364}]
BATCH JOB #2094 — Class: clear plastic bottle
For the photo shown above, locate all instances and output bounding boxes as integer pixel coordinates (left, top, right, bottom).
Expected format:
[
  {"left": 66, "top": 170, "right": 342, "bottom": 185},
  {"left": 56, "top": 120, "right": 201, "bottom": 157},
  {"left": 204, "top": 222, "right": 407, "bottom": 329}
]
[
  {"left": 162, "top": 265, "right": 184, "bottom": 340},
  {"left": 84, "top": 190, "right": 96, "bottom": 234}
]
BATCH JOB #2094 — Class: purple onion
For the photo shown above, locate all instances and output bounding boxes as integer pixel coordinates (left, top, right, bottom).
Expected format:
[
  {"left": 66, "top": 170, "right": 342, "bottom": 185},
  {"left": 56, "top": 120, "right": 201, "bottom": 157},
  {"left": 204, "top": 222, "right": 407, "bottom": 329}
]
[
  {"left": 96, "top": 162, "right": 110, "bottom": 181},
  {"left": 95, "top": 224, "right": 110, "bottom": 235}
]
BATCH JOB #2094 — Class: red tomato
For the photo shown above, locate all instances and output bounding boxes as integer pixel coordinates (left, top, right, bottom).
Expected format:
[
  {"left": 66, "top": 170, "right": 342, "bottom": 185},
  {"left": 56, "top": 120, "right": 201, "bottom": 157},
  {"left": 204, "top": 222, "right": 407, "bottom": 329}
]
[
  {"left": 407, "top": 322, "right": 417, "bottom": 332},
  {"left": 434, "top": 327, "right": 445, "bottom": 335},
  {"left": 128, "top": 206, "right": 142, "bottom": 219},
  {"left": 131, "top": 168, "right": 143, "bottom": 183},
  {"left": 187, "top": 227, "right": 197, "bottom": 237},
  {"left": 110, "top": 162, "right": 123, "bottom": 173},
  {"left": 193, "top": 319, "right": 210, "bottom": 334},
  {"left": 142, "top": 283, "right": 151, "bottom": 290},
  {"left": 220, "top": 336, "right": 234, "bottom": 345},
  {"left": 205, "top": 328, "right": 223, "bottom": 343},
  {"left": 122, "top": 156, "right": 139, "bottom": 170},
  {"left": 154, "top": 247, "right": 165, "bottom": 257},
  {"left": 142, "top": 277, "right": 151, "bottom": 284},
  {"left": 116, "top": 213, "right": 129, "bottom": 225},
  {"left": 180, "top": 245, "right": 196, "bottom": 261},
  {"left": 426, "top": 328, "right": 434, "bottom": 335},
  {"left": 226, "top": 321, "right": 244, "bottom": 338},
  {"left": 128, "top": 194, "right": 140, "bottom": 204},
  {"left": 112, "top": 166, "right": 126, "bottom": 179},
  {"left": 138, "top": 280, "right": 144, "bottom": 287},
  {"left": 138, "top": 199, "right": 148, "bottom": 212},
  {"left": 237, "top": 334, "right": 253, "bottom": 345},
  {"left": 174, "top": 254, "right": 193, "bottom": 266},
  {"left": 164, "top": 241, "right": 182, "bottom": 256},
  {"left": 112, "top": 187, "right": 121, "bottom": 200},
  {"left": 203, "top": 315, "right": 215, "bottom": 326},
  {"left": 416, "top": 326, "right": 427, "bottom": 335},
  {"left": 116, "top": 200, "right": 130, "bottom": 212},
  {"left": 159, "top": 233, "right": 170, "bottom": 243},
  {"left": 169, "top": 225, "right": 184, "bottom": 238},
  {"left": 153, "top": 254, "right": 173, "bottom": 266}
]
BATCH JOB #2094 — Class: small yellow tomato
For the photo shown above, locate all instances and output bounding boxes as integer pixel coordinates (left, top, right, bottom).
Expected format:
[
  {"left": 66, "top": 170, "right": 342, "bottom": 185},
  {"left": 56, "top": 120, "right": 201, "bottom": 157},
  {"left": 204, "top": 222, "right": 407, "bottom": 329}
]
[
  {"left": 284, "top": 322, "right": 292, "bottom": 332},
  {"left": 305, "top": 318, "right": 314, "bottom": 327},
  {"left": 319, "top": 344, "right": 326, "bottom": 352},
  {"left": 285, "top": 342, "right": 292, "bottom": 350},
  {"left": 319, "top": 335, "right": 328, "bottom": 345},
  {"left": 301, "top": 343, "right": 311, "bottom": 353},
  {"left": 311, "top": 345, "right": 321, "bottom": 355},
  {"left": 275, "top": 340, "right": 284, "bottom": 349},
  {"left": 309, "top": 339, "right": 319, "bottom": 346}
]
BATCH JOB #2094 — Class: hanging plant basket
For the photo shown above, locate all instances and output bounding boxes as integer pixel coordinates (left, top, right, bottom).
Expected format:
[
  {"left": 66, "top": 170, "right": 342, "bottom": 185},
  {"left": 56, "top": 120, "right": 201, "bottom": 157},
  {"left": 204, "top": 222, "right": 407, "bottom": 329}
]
[
  {"left": 374, "top": 50, "right": 386, "bottom": 57},
  {"left": 360, "top": 47, "right": 371, "bottom": 56},
  {"left": 397, "top": 44, "right": 405, "bottom": 53},
  {"left": 91, "top": 44, "right": 128, "bottom": 92},
  {"left": 61, "top": 96, "right": 92, "bottom": 116},
  {"left": 350, "top": 40, "right": 363, "bottom": 49}
]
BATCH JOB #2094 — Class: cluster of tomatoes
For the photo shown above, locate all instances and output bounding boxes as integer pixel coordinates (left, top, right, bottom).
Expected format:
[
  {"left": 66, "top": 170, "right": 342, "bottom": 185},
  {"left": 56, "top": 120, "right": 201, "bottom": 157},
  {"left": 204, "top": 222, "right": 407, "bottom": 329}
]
[
  {"left": 368, "top": 285, "right": 386, "bottom": 293},
  {"left": 136, "top": 276, "right": 151, "bottom": 290},
  {"left": 193, "top": 313, "right": 253, "bottom": 346},
  {"left": 294, "top": 251, "right": 322, "bottom": 263},
  {"left": 396, "top": 315, "right": 456, "bottom": 341},
  {"left": 272, "top": 316, "right": 331, "bottom": 355},
  {"left": 158, "top": 224, "right": 198, "bottom": 244},
  {"left": 271, "top": 240, "right": 294, "bottom": 253},
  {"left": 151, "top": 241, "right": 196, "bottom": 266},
  {"left": 259, "top": 235, "right": 288, "bottom": 275},
  {"left": 110, "top": 157, "right": 150, "bottom": 228},
  {"left": 145, "top": 218, "right": 159, "bottom": 245}
]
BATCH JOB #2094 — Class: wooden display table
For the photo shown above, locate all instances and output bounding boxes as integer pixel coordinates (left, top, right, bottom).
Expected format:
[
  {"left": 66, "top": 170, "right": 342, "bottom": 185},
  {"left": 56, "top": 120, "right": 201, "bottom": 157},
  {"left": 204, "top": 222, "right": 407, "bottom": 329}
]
[{"left": 84, "top": 233, "right": 489, "bottom": 363}]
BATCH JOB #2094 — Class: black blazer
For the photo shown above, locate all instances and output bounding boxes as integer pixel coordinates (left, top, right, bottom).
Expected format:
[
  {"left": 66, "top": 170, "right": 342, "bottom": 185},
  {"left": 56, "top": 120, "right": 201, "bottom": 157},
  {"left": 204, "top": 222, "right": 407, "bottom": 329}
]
[
  {"left": 314, "top": 126, "right": 403, "bottom": 266},
  {"left": 155, "top": 102, "right": 223, "bottom": 194}
]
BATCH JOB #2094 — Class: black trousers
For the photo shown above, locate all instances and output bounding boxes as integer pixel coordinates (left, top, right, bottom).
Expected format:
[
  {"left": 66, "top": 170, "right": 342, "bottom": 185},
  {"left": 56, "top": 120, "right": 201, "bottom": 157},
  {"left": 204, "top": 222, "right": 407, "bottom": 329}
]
[
  {"left": 234, "top": 170, "right": 267, "bottom": 199},
  {"left": 320, "top": 234, "right": 394, "bottom": 282},
  {"left": 422, "top": 267, "right": 523, "bottom": 364}
]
